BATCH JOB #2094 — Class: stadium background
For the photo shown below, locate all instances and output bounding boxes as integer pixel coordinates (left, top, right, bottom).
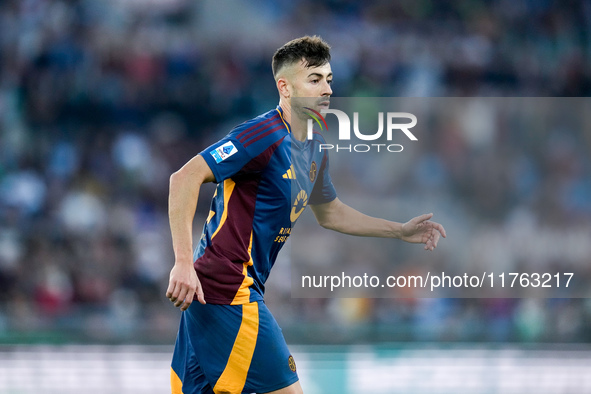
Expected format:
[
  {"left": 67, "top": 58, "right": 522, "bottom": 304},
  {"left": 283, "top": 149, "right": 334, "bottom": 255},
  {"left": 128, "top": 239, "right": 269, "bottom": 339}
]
[{"left": 1, "top": 0, "right": 591, "bottom": 392}]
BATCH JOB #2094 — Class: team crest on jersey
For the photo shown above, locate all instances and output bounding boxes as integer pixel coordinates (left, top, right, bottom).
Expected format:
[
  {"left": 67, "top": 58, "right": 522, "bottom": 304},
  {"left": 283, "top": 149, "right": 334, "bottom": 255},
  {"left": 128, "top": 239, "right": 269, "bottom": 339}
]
[
  {"left": 288, "top": 355, "right": 297, "bottom": 372},
  {"left": 309, "top": 161, "right": 317, "bottom": 182},
  {"left": 210, "top": 141, "right": 238, "bottom": 163}
]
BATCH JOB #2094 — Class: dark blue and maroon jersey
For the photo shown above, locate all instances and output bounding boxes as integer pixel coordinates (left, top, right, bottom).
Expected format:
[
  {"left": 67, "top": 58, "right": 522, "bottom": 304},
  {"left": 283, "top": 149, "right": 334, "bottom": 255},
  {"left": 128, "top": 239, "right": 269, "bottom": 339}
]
[{"left": 196, "top": 106, "right": 337, "bottom": 304}]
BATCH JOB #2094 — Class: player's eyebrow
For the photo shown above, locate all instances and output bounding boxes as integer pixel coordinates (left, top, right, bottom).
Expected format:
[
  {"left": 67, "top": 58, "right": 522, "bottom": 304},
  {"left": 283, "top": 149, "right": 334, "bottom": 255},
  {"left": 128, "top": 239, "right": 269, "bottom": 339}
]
[{"left": 307, "top": 72, "right": 333, "bottom": 79}]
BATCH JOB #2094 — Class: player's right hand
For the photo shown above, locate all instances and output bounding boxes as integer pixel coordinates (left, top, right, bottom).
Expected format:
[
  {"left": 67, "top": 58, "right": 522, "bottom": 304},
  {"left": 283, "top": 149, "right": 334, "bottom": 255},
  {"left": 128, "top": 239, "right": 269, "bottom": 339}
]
[{"left": 166, "top": 262, "right": 206, "bottom": 310}]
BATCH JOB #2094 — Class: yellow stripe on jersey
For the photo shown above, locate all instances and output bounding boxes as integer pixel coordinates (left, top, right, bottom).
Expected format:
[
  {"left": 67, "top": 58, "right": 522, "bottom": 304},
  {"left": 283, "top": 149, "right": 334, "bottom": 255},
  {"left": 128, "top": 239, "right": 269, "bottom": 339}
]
[
  {"left": 170, "top": 368, "right": 184, "bottom": 394},
  {"left": 213, "top": 302, "right": 259, "bottom": 394},
  {"left": 231, "top": 232, "right": 255, "bottom": 305},
  {"left": 276, "top": 108, "right": 290, "bottom": 133},
  {"left": 211, "top": 179, "right": 235, "bottom": 240}
]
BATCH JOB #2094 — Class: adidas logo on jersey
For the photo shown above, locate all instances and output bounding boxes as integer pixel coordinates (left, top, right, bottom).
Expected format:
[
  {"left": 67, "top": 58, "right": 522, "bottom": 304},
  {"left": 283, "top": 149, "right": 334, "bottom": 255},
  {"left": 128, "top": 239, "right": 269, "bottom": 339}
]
[{"left": 282, "top": 165, "right": 296, "bottom": 179}]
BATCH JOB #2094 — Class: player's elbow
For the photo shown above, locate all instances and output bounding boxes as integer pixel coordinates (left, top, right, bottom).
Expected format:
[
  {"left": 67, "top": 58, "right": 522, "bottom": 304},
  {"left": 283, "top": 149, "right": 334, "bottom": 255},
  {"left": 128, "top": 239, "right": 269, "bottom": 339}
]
[
  {"left": 315, "top": 213, "right": 339, "bottom": 231},
  {"left": 311, "top": 200, "right": 343, "bottom": 231},
  {"left": 169, "top": 167, "right": 194, "bottom": 195},
  {"left": 316, "top": 217, "right": 330, "bottom": 230},
  {"left": 169, "top": 155, "right": 214, "bottom": 191},
  {"left": 169, "top": 169, "right": 185, "bottom": 188}
]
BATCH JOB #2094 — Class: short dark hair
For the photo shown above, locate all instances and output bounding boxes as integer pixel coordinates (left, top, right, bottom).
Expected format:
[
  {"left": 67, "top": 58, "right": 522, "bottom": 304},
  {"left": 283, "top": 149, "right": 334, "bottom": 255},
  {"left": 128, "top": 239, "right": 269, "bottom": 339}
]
[{"left": 272, "top": 36, "right": 331, "bottom": 78}]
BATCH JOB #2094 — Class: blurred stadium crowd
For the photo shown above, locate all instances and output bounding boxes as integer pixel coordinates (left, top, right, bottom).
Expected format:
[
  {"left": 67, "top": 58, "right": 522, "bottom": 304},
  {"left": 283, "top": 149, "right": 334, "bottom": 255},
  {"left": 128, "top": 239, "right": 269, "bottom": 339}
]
[{"left": 0, "top": 0, "right": 591, "bottom": 343}]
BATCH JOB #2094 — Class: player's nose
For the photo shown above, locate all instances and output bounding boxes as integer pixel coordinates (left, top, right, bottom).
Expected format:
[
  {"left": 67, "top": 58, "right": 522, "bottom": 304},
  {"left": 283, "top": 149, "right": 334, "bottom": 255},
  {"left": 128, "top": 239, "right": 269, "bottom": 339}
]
[{"left": 322, "top": 80, "right": 332, "bottom": 96}]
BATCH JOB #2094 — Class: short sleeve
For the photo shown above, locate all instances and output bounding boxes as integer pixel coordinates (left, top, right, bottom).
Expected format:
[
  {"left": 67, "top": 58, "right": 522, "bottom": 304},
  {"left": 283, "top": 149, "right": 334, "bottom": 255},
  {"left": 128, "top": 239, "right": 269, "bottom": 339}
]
[
  {"left": 199, "top": 108, "right": 290, "bottom": 183},
  {"left": 309, "top": 153, "right": 337, "bottom": 205},
  {"left": 199, "top": 136, "right": 252, "bottom": 183}
]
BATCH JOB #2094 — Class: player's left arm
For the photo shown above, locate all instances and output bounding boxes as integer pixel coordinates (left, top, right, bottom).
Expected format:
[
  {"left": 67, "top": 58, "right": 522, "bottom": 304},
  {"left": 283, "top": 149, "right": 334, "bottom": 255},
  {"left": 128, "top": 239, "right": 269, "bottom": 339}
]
[{"left": 310, "top": 197, "right": 446, "bottom": 251}]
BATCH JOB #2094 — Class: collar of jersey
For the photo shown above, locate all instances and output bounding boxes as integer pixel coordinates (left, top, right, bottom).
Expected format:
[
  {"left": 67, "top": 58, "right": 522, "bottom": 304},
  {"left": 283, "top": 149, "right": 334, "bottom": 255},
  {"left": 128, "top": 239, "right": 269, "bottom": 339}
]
[
  {"left": 276, "top": 106, "right": 291, "bottom": 133},
  {"left": 276, "top": 105, "right": 312, "bottom": 150}
]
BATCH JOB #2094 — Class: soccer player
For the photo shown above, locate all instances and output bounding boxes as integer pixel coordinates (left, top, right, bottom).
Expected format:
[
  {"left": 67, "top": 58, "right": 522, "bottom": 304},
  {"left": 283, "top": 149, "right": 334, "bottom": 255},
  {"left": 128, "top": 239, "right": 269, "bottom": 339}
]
[{"left": 166, "top": 36, "right": 446, "bottom": 394}]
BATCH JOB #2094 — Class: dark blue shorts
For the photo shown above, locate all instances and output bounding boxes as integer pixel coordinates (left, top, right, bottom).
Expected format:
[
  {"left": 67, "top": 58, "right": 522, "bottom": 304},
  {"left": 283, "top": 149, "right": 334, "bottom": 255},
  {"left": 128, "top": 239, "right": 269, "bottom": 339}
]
[{"left": 170, "top": 301, "right": 299, "bottom": 394}]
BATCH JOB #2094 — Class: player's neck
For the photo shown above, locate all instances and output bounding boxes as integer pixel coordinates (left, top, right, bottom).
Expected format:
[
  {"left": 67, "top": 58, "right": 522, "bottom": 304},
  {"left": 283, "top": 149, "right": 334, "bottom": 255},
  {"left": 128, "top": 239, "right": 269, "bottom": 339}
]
[
  {"left": 279, "top": 100, "right": 307, "bottom": 142},
  {"left": 279, "top": 99, "right": 292, "bottom": 124}
]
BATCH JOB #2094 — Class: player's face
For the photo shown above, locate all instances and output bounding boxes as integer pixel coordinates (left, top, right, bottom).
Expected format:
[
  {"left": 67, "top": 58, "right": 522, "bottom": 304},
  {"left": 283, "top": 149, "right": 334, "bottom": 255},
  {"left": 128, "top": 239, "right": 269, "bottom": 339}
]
[
  {"left": 289, "top": 60, "right": 333, "bottom": 120},
  {"left": 290, "top": 61, "right": 333, "bottom": 99}
]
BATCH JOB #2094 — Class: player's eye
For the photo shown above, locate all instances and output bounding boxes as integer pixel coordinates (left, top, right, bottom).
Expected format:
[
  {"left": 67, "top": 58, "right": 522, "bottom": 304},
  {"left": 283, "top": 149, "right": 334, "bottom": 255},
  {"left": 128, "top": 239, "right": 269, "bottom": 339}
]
[
  {"left": 327, "top": 79, "right": 333, "bottom": 85},
  {"left": 310, "top": 79, "right": 319, "bottom": 84}
]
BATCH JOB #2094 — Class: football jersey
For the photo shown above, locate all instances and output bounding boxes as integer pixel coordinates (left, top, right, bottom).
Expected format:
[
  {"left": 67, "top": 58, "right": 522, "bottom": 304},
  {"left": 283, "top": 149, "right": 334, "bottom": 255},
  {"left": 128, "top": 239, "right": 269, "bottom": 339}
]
[{"left": 196, "top": 106, "right": 337, "bottom": 304}]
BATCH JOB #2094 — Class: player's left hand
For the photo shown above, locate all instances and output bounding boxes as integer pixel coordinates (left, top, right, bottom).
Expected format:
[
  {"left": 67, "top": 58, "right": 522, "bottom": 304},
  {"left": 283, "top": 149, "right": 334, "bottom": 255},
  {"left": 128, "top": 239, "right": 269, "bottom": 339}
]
[{"left": 400, "top": 213, "right": 446, "bottom": 251}]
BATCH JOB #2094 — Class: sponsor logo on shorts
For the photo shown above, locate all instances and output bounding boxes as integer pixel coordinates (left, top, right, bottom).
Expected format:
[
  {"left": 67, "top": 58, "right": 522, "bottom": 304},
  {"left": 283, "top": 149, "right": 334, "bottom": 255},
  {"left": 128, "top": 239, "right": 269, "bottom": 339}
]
[
  {"left": 288, "top": 355, "right": 297, "bottom": 372},
  {"left": 210, "top": 141, "right": 238, "bottom": 163}
]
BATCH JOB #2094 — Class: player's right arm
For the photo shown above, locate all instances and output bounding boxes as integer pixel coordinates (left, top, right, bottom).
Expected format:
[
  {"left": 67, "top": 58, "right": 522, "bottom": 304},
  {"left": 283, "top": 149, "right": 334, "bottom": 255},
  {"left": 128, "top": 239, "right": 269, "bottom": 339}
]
[{"left": 166, "top": 154, "right": 215, "bottom": 311}]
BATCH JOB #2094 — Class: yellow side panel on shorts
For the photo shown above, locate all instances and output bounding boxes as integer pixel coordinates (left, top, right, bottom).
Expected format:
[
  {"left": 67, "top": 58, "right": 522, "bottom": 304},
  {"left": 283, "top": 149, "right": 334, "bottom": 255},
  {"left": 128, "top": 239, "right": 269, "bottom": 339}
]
[
  {"left": 171, "top": 367, "right": 184, "bottom": 394},
  {"left": 213, "top": 302, "right": 259, "bottom": 394}
]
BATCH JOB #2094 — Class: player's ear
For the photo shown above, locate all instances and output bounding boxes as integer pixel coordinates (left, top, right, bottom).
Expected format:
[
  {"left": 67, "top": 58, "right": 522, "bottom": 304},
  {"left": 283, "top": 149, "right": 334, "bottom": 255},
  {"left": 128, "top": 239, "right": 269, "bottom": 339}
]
[{"left": 276, "top": 77, "right": 291, "bottom": 99}]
